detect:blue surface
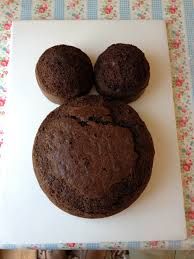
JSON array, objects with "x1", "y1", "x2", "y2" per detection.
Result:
[
  {"x1": 87, "y1": 0, "x2": 98, "y2": 19},
  {"x1": 127, "y1": 241, "x2": 140, "y2": 249},
  {"x1": 168, "y1": 240, "x2": 182, "y2": 249},
  {"x1": 21, "y1": 0, "x2": 32, "y2": 20},
  {"x1": 152, "y1": 0, "x2": 163, "y2": 19},
  {"x1": 120, "y1": 0, "x2": 130, "y2": 20},
  {"x1": 183, "y1": 1, "x2": 194, "y2": 100},
  {"x1": 54, "y1": 0, "x2": 65, "y2": 20},
  {"x1": 86, "y1": 243, "x2": 100, "y2": 249}
]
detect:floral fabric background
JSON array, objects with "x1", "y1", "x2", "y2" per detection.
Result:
[{"x1": 0, "y1": 0, "x2": 194, "y2": 250}]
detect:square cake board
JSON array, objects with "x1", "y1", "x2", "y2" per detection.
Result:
[{"x1": 0, "y1": 20, "x2": 186, "y2": 244}]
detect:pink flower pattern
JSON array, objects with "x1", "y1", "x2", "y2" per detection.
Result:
[
  {"x1": 131, "y1": 0, "x2": 151, "y2": 19},
  {"x1": 0, "y1": 0, "x2": 193, "y2": 250},
  {"x1": 163, "y1": 0, "x2": 194, "y2": 240},
  {"x1": 33, "y1": 0, "x2": 53, "y2": 19},
  {"x1": 100, "y1": 0, "x2": 118, "y2": 19},
  {"x1": 65, "y1": 0, "x2": 86, "y2": 19}
]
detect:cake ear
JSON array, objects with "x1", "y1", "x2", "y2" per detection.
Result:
[
  {"x1": 35, "y1": 45, "x2": 94, "y2": 105},
  {"x1": 94, "y1": 44, "x2": 150, "y2": 103}
]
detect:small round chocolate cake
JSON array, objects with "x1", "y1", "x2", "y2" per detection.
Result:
[
  {"x1": 32, "y1": 96, "x2": 154, "y2": 218},
  {"x1": 35, "y1": 45, "x2": 93, "y2": 104},
  {"x1": 94, "y1": 44, "x2": 150, "y2": 103}
]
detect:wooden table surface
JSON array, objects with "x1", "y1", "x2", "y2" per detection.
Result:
[{"x1": 0, "y1": 250, "x2": 194, "y2": 259}]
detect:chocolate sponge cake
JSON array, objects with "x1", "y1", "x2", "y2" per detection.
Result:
[
  {"x1": 94, "y1": 44, "x2": 150, "y2": 103},
  {"x1": 35, "y1": 45, "x2": 93, "y2": 104},
  {"x1": 32, "y1": 96, "x2": 154, "y2": 218}
]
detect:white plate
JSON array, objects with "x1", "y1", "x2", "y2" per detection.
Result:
[{"x1": 0, "y1": 20, "x2": 186, "y2": 244}]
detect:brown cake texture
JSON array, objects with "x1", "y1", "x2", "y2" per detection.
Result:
[
  {"x1": 35, "y1": 45, "x2": 93, "y2": 104},
  {"x1": 94, "y1": 44, "x2": 150, "y2": 103},
  {"x1": 32, "y1": 96, "x2": 154, "y2": 218}
]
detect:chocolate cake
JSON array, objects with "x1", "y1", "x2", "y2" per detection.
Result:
[
  {"x1": 32, "y1": 96, "x2": 154, "y2": 218},
  {"x1": 94, "y1": 44, "x2": 150, "y2": 103},
  {"x1": 35, "y1": 45, "x2": 93, "y2": 104}
]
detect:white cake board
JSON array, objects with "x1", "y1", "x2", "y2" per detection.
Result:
[{"x1": 0, "y1": 20, "x2": 186, "y2": 244}]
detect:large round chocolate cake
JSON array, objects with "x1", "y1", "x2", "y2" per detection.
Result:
[{"x1": 32, "y1": 96, "x2": 154, "y2": 218}]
